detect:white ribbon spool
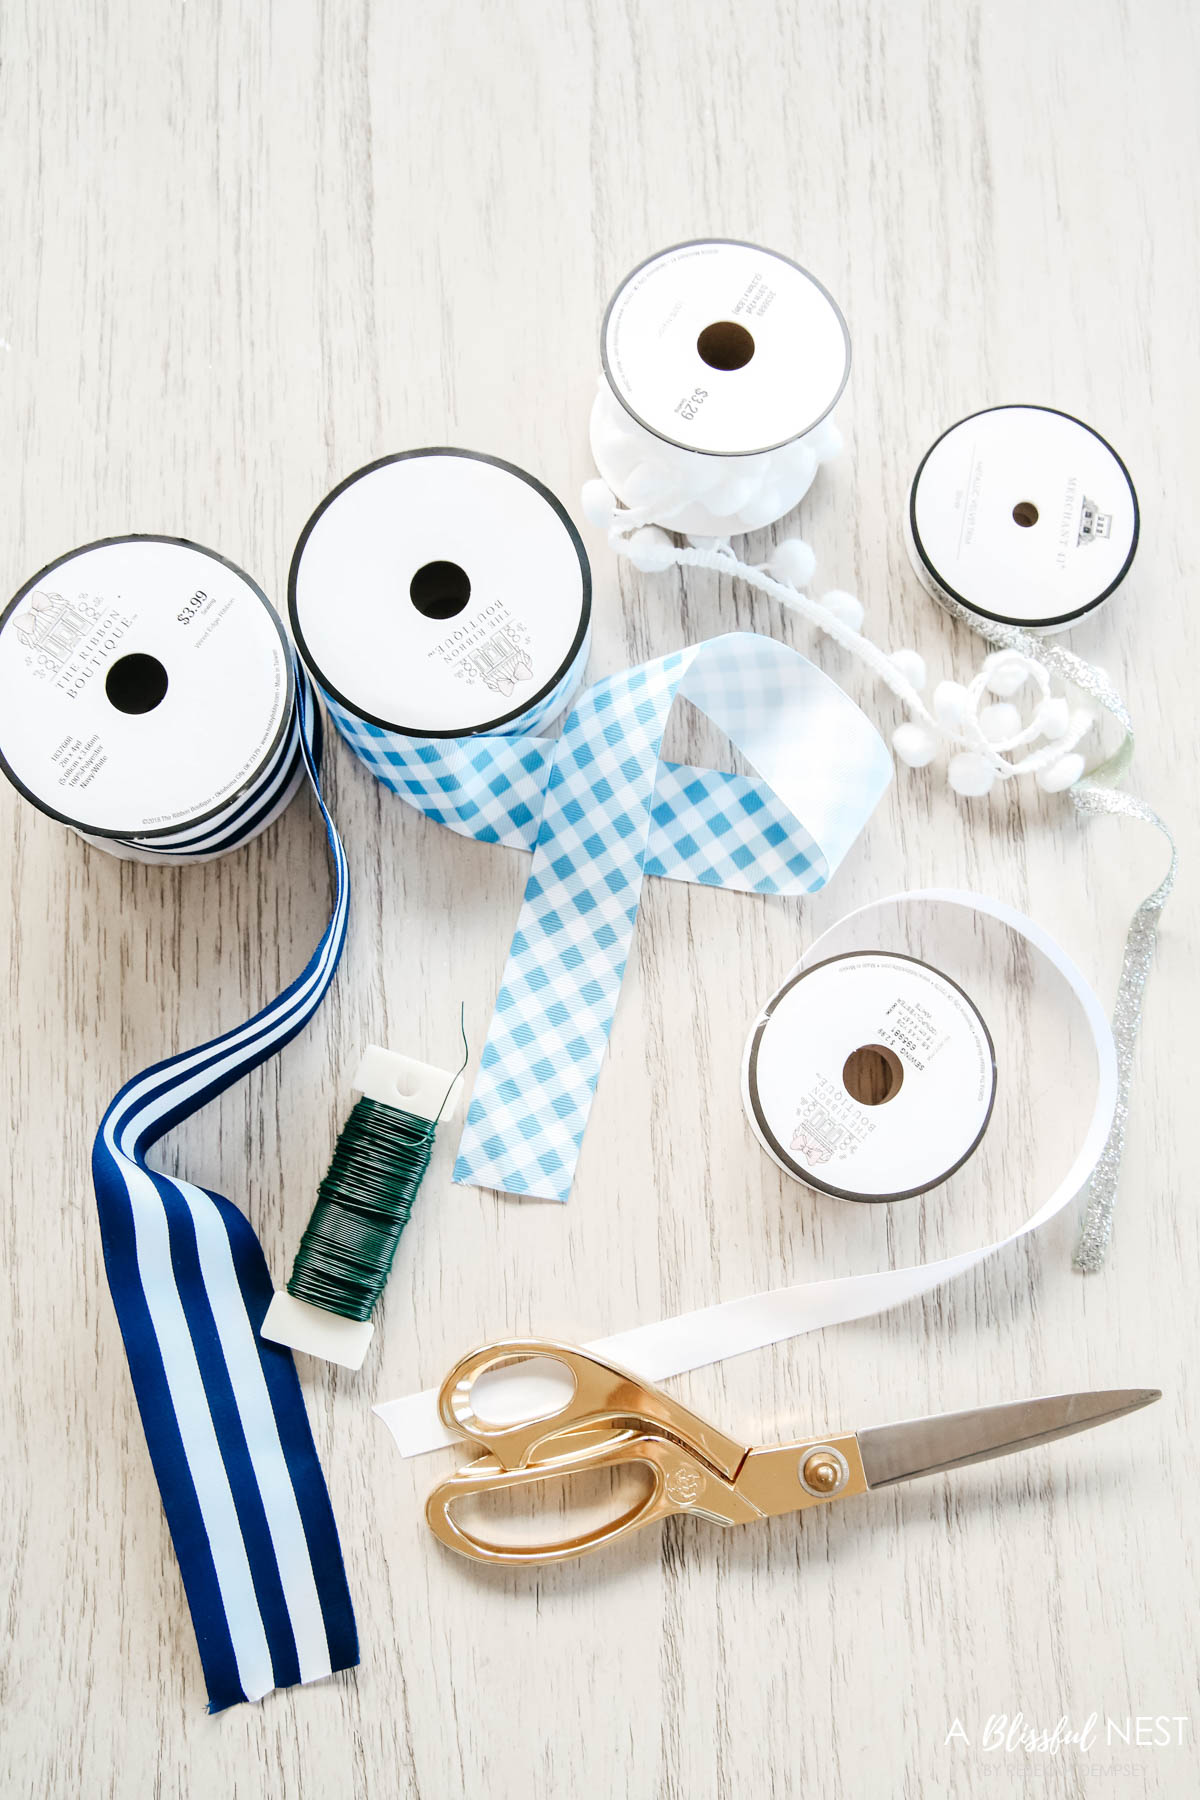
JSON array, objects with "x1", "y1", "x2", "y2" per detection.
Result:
[
  {"x1": 376, "y1": 890, "x2": 1116, "y2": 1456},
  {"x1": 0, "y1": 536, "x2": 304, "y2": 863},
  {"x1": 587, "y1": 238, "x2": 850, "y2": 540},
  {"x1": 743, "y1": 951, "x2": 997, "y2": 1201}
]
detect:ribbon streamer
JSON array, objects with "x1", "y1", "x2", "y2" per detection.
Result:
[
  {"x1": 375, "y1": 889, "x2": 1118, "y2": 1457},
  {"x1": 91, "y1": 662, "x2": 358, "y2": 1710},
  {"x1": 317, "y1": 631, "x2": 892, "y2": 1202}
]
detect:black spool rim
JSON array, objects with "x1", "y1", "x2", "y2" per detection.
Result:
[
  {"x1": 0, "y1": 534, "x2": 295, "y2": 841},
  {"x1": 287, "y1": 448, "x2": 592, "y2": 739},
  {"x1": 907, "y1": 403, "x2": 1140, "y2": 630},
  {"x1": 744, "y1": 950, "x2": 998, "y2": 1204}
]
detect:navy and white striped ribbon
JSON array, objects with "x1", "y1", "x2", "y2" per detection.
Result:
[
  {"x1": 91, "y1": 661, "x2": 358, "y2": 1710},
  {"x1": 80, "y1": 683, "x2": 308, "y2": 863}
]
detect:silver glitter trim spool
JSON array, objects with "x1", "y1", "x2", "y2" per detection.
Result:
[{"x1": 902, "y1": 410, "x2": 1176, "y2": 1270}]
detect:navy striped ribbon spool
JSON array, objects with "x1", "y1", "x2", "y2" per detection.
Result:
[
  {"x1": 0, "y1": 540, "x2": 357, "y2": 1711},
  {"x1": 90, "y1": 662, "x2": 358, "y2": 1708},
  {"x1": 79, "y1": 690, "x2": 307, "y2": 859}
]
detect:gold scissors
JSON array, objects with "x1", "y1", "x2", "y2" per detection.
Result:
[{"x1": 425, "y1": 1338, "x2": 1160, "y2": 1566}]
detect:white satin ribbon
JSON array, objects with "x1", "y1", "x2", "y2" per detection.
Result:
[{"x1": 375, "y1": 889, "x2": 1117, "y2": 1456}]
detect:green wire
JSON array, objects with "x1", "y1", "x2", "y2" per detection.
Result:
[
  {"x1": 285, "y1": 1096, "x2": 439, "y2": 1323},
  {"x1": 286, "y1": 1013, "x2": 469, "y2": 1326}
]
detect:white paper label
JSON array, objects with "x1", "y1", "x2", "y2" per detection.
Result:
[
  {"x1": 910, "y1": 406, "x2": 1137, "y2": 626},
  {"x1": 745, "y1": 953, "x2": 995, "y2": 1199},
  {"x1": 289, "y1": 453, "x2": 589, "y2": 735},
  {"x1": 601, "y1": 240, "x2": 850, "y2": 456},
  {"x1": 0, "y1": 539, "x2": 290, "y2": 834}
]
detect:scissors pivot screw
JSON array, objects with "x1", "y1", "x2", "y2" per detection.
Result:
[{"x1": 799, "y1": 1448, "x2": 850, "y2": 1497}]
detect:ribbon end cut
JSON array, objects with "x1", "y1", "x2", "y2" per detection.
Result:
[
  {"x1": 206, "y1": 1653, "x2": 362, "y2": 1715},
  {"x1": 452, "y1": 1157, "x2": 570, "y2": 1203},
  {"x1": 374, "y1": 1392, "x2": 457, "y2": 1456}
]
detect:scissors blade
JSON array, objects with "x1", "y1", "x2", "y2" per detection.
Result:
[{"x1": 857, "y1": 1389, "x2": 1161, "y2": 1488}]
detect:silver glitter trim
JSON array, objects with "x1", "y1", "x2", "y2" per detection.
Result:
[
  {"x1": 1068, "y1": 784, "x2": 1176, "y2": 1271},
  {"x1": 610, "y1": 521, "x2": 1177, "y2": 1272},
  {"x1": 916, "y1": 580, "x2": 1178, "y2": 1271}
]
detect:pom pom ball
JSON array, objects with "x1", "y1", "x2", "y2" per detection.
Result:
[
  {"x1": 892, "y1": 722, "x2": 939, "y2": 768},
  {"x1": 947, "y1": 752, "x2": 997, "y2": 797},
  {"x1": 580, "y1": 480, "x2": 617, "y2": 530},
  {"x1": 1036, "y1": 696, "x2": 1071, "y2": 741},
  {"x1": 821, "y1": 589, "x2": 865, "y2": 631},
  {"x1": 1036, "y1": 752, "x2": 1086, "y2": 793},
  {"x1": 979, "y1": 702, "x2": 1022, "y2": 744},
  {"x1": 804, "y1": 418, "x2": 843, "y2": 462},
  {"x1": 889, "y1": 648, "x2": 927, "y2": 692},
  {"x1": 933, "y1": 679, "x2": 970, "y2": 730},
  {"x1": 771, "y1": 538, "x2": 817, "y2": 590},
  {"x1": 625, "y1": 526, "x2": 677, "y2": 574},
  {"x1": 984, "y1": 656, "x2": 1029, "y2": 699}
]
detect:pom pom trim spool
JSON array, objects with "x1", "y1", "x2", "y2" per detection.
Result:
[
  {"x1": 743, "y1": 951, "x2": 996, "y2": 1202},
  {"x1": 591, "y1": 237, "x2": 850, "y2": 539},
  {"x1": 288, "y1": 448, "x2": 591, "y2": 739},
  {"x1": 599, "y1": 238, "x2": 851, "y2": 456},
  {"x1": 0, "y1": 535, "x2": 302, "y2": 858},
  {"x1": 263, "y1": 1046, "x2": 465, "y2": 1372}
]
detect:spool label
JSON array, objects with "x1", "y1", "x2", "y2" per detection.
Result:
[
  {"x1": 0, "y1": 538, "x2": 290, "y2": 835},
  {"x1": 601, "y1": 240, "x2": 850, "y2": 457},
  {"x1": 744, "y1": 952, "x2": 996, "y2": 1201},
  {"x1": 289, "y1": 451, "x2": 590, "y2": 737},
  {"x1": 909, "y1": 406, "x2": 1138, "y2": 628},
  {"x1": 425, "y1": 608, "x2": 535, "y2": 700}
]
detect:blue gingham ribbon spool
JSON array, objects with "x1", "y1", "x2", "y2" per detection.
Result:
[
  {"x1": 289, "y1": 452, "x2": 894, "y2": 1203},
  {"x1": 0, "y1": 537, "x2": 358, "y2": 1711}
]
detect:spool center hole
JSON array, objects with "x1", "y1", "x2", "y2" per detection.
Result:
[
  {"x1": 842, "y1": 1043, "x2": 904, "y2": 1106},
  {"x1": 1012, "y1": 501, "x2": 1039, "y2": 528},
  {"x1": 410, "y1": 560, "x2": 471, "y2": 621},
  {"x1": 696, "y1": 320, "x2": 755, "y2": 372},
  {"x1": 105, "y1": 652, "x2": 169, "y2": 715}
]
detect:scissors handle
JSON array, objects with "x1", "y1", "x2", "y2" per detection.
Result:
[
  {"x1": 435, "y1": 1337, "x2": 747, "y2": 1476},
  {"x1": 425, "y1": 1423, "x2": 764, "y2": 1566}
]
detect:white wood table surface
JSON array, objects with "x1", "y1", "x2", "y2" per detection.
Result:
[{"x1": 2, "y1": 2, "x2": 1197, "y2": 1795}]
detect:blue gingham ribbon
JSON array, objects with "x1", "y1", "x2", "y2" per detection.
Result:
[
  {"x1": 91, "y1": 661, "x2": 359, "y2": 1711},
  {"x1": 321, "y1": 630, "x2": 892, "y2": 1202}
]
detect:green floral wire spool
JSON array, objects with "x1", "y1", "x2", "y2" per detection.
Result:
[
  {"x1": 287, "y1": 1097, "x2": 439, "y2": 1321},
  {"x1": 261, "y1": 1030, "x2": 467, "y2": 1371}
]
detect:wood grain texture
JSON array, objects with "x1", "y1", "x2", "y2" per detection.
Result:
[{"x1": 2, "y1": 0, "x2": 1197, "y2": 1794}]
